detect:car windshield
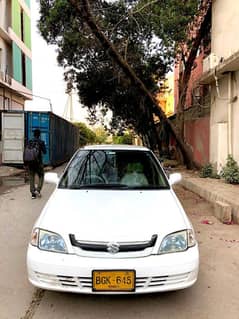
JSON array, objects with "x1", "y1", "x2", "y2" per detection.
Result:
[{"x1": 59, "y1": 149, "x2": 169, "y2": 190}]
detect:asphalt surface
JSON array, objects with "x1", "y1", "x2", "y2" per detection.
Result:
[{"x1": 0, "y1": 168, "x2": 239, "y2": 319}]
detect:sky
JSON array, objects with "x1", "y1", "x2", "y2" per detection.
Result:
[{"x1": 25, "y1": 1, "x2": 88, "y2": 123}]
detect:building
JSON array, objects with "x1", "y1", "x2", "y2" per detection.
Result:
[
  {"x1": 0, "y1": 0, "x2": 32, "y2": 111},
  {"x1": 156, "y1": 75, "x2": 175, "y2": 118},
  {"x1": 173, "y1": 6, "x2": 211, "y2": 167},
  {"x1": 200, "y1": 0, "x2": 239, "y2": 170}
]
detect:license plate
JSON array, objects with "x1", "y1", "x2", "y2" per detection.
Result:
[{"x1": 92, "y1": 270, "x2": 135, "y2": 292}]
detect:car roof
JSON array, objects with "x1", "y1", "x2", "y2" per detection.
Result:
[{"x1": 80, "y1": 144, "x2": 150, "y2": 151}]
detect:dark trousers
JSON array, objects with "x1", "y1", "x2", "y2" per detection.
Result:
[{"x1": 28, "y1": 164, "x2": 44, "y2": 194}]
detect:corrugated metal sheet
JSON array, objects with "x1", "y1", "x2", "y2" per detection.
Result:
[
  {"x1": 1, "y1": 112, "x2": 25, "y2": 164},
  {"x1": 26, "y1": 112, "x2": 79, "y2": 166},
  {"x1": 49, "y1": 113, "x2": 79, "y2": 166},
  {"x1": 1, "y1": 111, "x2": 79, "y2": 166},
  {"x1": 26, "y1": 112, "x2": 50, "y2": 165}
]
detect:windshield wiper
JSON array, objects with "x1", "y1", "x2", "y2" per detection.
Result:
[
  {"x1": 125, "y1": 185, "x2": 170, "y2": 190},
  {"x1": 66, "y1": 183, "x2": 130, "y2": 189}
]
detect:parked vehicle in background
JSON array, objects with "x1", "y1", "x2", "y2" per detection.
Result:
[
  {"x1": 27, "y1": 144, "x2": 199, "y2": 294},
  {"x1": 25, "y1": 111, "x2": 79, "y2": 166},
  {"x1": 0, "y1": 111, "x2": 79, "y2": 166}
]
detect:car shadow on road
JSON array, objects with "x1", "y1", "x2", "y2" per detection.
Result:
[{"x1": 35, "y1": 287, "x2": 197, "y2": 318}]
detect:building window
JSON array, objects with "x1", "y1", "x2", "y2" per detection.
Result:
[
  {"x1": 20, "y1": 9, "x2": 24, "y2": 42},
  {"x1": 22, "y1": 53, "x2": 26, "y2": 86},
  {"x1": 2, "y1": 96, "x2": 10, "y2": 110},
  {"x1": 0, "y1": 48, "x2": 2, "y2": 71},
  {"x1": 0, "y1": 95, "x2": 3, "y2": 110}
]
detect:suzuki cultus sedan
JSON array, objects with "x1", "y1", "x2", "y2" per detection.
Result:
[{"x1": 27, "y1": 145, "x2": 199, "y2": 294}]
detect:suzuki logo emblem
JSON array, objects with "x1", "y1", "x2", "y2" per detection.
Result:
[{"x1": 107, "y1": 242, "x2": 120, "y2": 254}]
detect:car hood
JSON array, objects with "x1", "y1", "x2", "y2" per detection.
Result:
[{"x1": 37, "y1": 189, "x2": 188, "y2": 241}]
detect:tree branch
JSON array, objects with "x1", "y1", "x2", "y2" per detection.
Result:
[
  {"x1": 132, "y1": 0, "x2": 160, "y2": 15},
  {"x1": 67, "y1": 0, "x2": 199, "y2": 168}
]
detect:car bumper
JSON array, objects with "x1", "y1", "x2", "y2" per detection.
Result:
[{"x1": 27, "y1": 244, "x2": 199, "y2": 294}]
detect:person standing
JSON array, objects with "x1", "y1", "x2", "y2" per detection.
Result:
[{"x1": 25, "y1": 129, "x2": 46, "y2": 199}]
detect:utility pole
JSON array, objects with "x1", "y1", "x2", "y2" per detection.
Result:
[{"x1": 63, "y1": 80, "x2": 74, "y2": 122}]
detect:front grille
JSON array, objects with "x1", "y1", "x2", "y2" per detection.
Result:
[
  {"x1": 35, "y1": 271, "x2": 190, "y2": 290},
  {"x1": 69, "y1": 234, "x2": 157, "y2": 252}
]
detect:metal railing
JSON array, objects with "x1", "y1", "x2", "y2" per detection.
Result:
[{"x1": 0, "y1": 71, "x2": 12, "y2": 85}]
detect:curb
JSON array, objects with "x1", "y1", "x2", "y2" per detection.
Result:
[
  {"x1": 0, "y1": 167, "x2": 25, "y2": 186},
  {"x1": 0, "y1": 165, "x2": 53, "y2": 187},
  {"x1": 181, "y1": 177, "x2": 239, "y2": 225}
]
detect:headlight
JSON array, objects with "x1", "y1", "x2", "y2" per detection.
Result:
[
  {"x1": 159, "y1": 230, "x2": 196, "y2": 254},
  {"x1": 30, "y1": 228, "x2": 68, "y2": 253}
]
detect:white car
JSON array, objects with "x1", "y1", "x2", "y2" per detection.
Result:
[{"x1": 27, "y1": 144, "x2": 199, "y2": 294}]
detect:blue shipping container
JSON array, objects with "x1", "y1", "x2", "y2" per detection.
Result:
[{"x1": 26, "y1": 111, "x2": 79, "y2": 166}]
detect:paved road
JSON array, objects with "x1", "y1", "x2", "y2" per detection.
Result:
[{"x1": 1, "y1": 177, "x2": 239, "y2": 319}]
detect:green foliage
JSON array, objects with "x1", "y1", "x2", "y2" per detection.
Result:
[
  {"x1": 199, "y1": 163, "x2": 220, "y2": 179},
  {"x1": 221, "y1": 155, "x2": 239, "y2": 184},
  {"x1": 38, "y1": 0, "x2": 198, "y2": 126},
  {"x1": 38, "y1": 0, "x2": 201, "y2": 147},
  {"x1": 139, "y1": 0, "x2": 198, "y2": 49},
  {"x1": 94, "y1": 127, "x2": 109, "y2": 144},
  {"x1": 73, "y1": 122, "x2": 97, "y2": 146},
  {"x1": 199, "y1": 163, "x2": 213, "y2": 178},
  {"x1": 112, "y1": 133, "x2": 134, "y2": 145}
]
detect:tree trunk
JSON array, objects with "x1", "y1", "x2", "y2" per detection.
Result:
[
  {"x1": 176, "y1": 1, "x2": 212, "y2": 139},
  {"x1": 68, "y1": 0, "x2": 209, "y2": 169}
]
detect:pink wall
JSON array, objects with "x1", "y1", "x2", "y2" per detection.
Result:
[
  {"x1": 173, "y1": 50, "x2": 210, "y2": 166},
  {"x1": 184, "y1": 116, "x2": 210, "y2": 165}
]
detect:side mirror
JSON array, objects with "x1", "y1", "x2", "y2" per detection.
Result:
[
  {"x1": 45, "y1": 172, "x2": 59, "y2": 185},
  {"x1": 169, "y1": 173, "x2": 182, "y2": 186}
]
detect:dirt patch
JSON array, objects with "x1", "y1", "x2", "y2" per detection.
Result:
[{"x1": 20, "y1": 289, "x2": 45, "y2": 319}]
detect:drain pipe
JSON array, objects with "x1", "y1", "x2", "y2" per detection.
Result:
[
  {"x1": 214, "y1": 70, "x2": 233, "y2": 156},
  {"x1": 228, "y1": 72, "x2": 233, "y2": 156}
]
